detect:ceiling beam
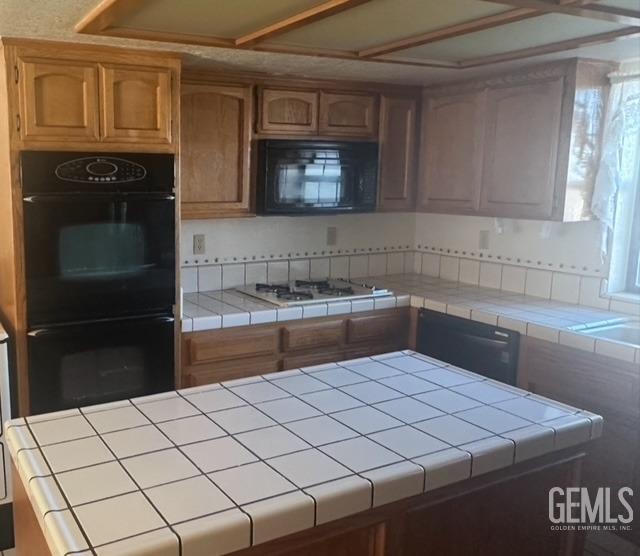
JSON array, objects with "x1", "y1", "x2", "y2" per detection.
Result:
[
  {"x1": 252, "y1": 43, "x2": 460, "y2": 68},
  {"x1": 358, "y1": 8, "x2": 540, "y2": 58},
  {"x1": 460, "y1": 26, "x2": 640, "y2": 67},
  {"x1": 234, "y1": 0, "x2": 371, "y2": 47},
  {"x1": 487, "y1": 0, "x2": 640, "y2": 26},
  {"x1": 75, "y1": 0, "x2": 151, "y2": 34}
]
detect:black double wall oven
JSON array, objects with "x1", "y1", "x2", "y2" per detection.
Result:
[{"x1": 21, "y1": 152, "x2": 176, "y2": 414}]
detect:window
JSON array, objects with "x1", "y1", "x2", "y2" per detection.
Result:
[
  {"x1": 624, "y1": 172, "x2": 640, "y2": 293},
  {"x1": 594, "y1": 62, "x2": 640, "y2": 297}
]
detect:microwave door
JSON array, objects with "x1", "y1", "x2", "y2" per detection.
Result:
[{"x1": 269, "y1": 159, "x2": 356, "y2": 213}]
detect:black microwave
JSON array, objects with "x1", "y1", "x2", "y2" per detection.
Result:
[{"x1": 257, "y1": 140, "x2": 378, "y2": 215}]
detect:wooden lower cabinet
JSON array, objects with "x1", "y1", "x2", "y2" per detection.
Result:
[
  {"x1": 517, "y1": 336, "x2": 640, "y2": 545},
  {"x1": 181, "y1": 308, "x2": 409, "y2": 386},
  {"x1": 225, "y1": 449, "x2": 585, "y2": 556}
]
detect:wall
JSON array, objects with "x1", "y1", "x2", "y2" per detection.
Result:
[
  {"x1": 413, "y1": 213, "x2": 607, "y2": 276},
  {"x1": 180, "y1": 213, "x2": 416, "y2": 292},
  {"x1": 181, "y1": 213, "x2": 414, "y2": 265},
  {"x1": 180, "y1": 211, "x2": 612, "y2": 302}
]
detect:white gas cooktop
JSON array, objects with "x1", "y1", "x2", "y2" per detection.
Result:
[{"x1": 236, "y1": 279, "x2": 391, "y2": 307}]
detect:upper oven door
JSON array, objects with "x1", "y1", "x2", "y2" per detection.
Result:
[
  {"x1": 258, "y1": 140, "x2": 378, "y2": 214},
  {"x1": 24, "y1": 193, "x2": 175, "y2": 326}
]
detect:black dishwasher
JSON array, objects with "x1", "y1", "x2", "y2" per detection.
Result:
[{"x1": 416, "y1": 309, "x2": 520, "y2": 385}]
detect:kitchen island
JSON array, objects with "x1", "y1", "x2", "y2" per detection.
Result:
[{"x1": 6, "y1": 351, "x2": 602, "y2": 556}]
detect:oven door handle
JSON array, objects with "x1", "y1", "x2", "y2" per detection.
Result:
[
  {"x1": 24, "y1": 194, "x2": 175, "y2": 203},
  {"x1": 28, "y1": 316, "x2": 175, "y2": 337}
]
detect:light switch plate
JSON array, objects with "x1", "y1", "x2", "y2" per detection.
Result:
[{"x1": 193, "y1": 234, "x2": 205, "y2": 255}]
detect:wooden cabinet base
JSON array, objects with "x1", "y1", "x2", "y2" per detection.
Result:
[
  {"x1": 13, "y1": 449, "x2": 588, "y2": 555},
  {"x1": 182, "y1": 308, "x2": 410, "y2": 387}
]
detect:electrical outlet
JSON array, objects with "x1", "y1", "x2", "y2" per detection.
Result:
[
  {"x1": 193, "y1": 234, "x2": 205, "y2": 255},
  {"x1": 326, "y1": 226, "x2": 337, "y2": 246},
  {"x1": 479, "y1": 230, "x2": 490, "y2": 250}
]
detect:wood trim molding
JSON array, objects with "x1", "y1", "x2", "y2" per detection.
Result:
[
  {"x1": 358, "y1": 8, "x2": 540, "y2": 58},
  {"x1": 75, "y1": 0, "x2": 152, "y2": 33},
  {"x1": 235, "y1": 0, "x2": 371, "y2": 47},
  {"x1": 488, "y1": 0, "x2": 640, "y2": 26},
  {"x1": 73, "y1": 0, "x2": 640, "y2": 73},
  {"x1": 460, "y1": 27, "x2": 640, "y2": 68}
]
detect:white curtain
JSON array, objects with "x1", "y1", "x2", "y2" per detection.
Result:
[{"x1": 592, "y1": 63, "x2": 640, "y2": 262}]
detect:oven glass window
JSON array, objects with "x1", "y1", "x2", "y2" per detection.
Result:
[
  {"x1": 24, "y1": 197, "x2": 174, "y2": 325},
  {"x1": 59, "y1": 222, "x2": 147, "y2": 280}
]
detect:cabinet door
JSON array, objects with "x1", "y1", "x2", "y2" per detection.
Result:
[
  {"x1": 100, "y1": 64, "x2": 172, "y2": 143},
  {"x1": 319, "y1": 92, "x2": 377, "y2": 137},
  {"x1": 418, "y1": 91, "x2": 484, "y2": 213},
  {"x1": 18, "y1": 58, "x2": 99, "y2": 141},
  {"x1": 479, "y1": 78, "x2": 563, "y2": 219},
  {"x1": 378, "y1": 95, "x2": 417, "y2": 211},
  {"x1": 181, "y1": 83, "x2": 252, "y2": 218},
  {"x1": 259, "y1": 88, "x2": 318, "y2": 134}
]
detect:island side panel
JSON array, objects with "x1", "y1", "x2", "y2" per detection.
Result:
[
  {"x1": 12, "y1": 463, "x2": 51, "y2": 555},
  {"x1": 229, "y1": 450, "x2": 586, "y2": 556}
]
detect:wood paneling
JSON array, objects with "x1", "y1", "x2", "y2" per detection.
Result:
[
  {"x1": 186, "y1": 356, "x2": 280, "y2": 386},
  {"x1": 259, "y1": 88, "x2": 318, "y2": 134},
  {"x1": 181, "y1": 82, "x2": 252, "y2": 218},
  {"x1": 283, "y1": 320, "x2": 344, "y2": 351},
  {"x1": 319, "y1": 92, "x2": 377, "y2": 137},
  {"x1": 100, "y1": 64, "x2": 172, "y2": 143},
  {"x1": 182, "y1": 308, "x2": 410, "y2": 387},
  {"x1": 377, "y1": 95, "x2": 417, "y2": 211},
  {"x1": 346, "y1": 311, "x2": 409, "y2": 344},
  {"x1": 418, "y1": 91, "x2": 484, "y2": 213},
  {"x1": 479, "y1": 78, "x2": 563, "y2": 219},
  {"x1": 517, "y1": 336, "x2": 640, "y2": 545},
  {"x1": 187, "y1": 327, "x2": 280, "y2": 365},
  {"x1": 18, "y1": 58, "x2": 99, "y2": 141}
]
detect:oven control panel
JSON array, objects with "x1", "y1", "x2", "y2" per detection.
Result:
[{"x1": 55, "y1": 156, "x2": 147, "y2": 183}]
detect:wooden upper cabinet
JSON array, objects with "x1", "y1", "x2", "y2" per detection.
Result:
[
  {"x1": 181, "y1": 83, "x2": 252, "y2": 218},
  {"x1": 418, "y1": 91, "x2": 485, "y2": 213},
  {"x1": 17, "y1": 58, "x2": 100, "y2": 141},
  {"x1": 479, "y1": 78, "x2": 563, "y2": 219},
  {"x1": 100, "y1": 64, "x2": 172, "y2": 143},
  {"x1": 378, "y1": 95, "x2": 417, "y2": 211},
  {"x1": 259, "y1": 88, "x2": 318, "y2": 134},
  {"x1": 319, "y1": 92, "x2": 377, "y2": 137}
]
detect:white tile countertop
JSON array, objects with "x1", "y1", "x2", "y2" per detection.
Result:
[
  {"x1": 6, "y1": 351, "x2": 602, "y2": 556},
  {"x1": 181, "y1": 290, "x2": 410, "y2": 332},
  {"x1": 369, "y1": 274, "x2": 640, "y2": 364},
  {"x1": 181, "y1": 274, "x2": 639, "y2": 364}
]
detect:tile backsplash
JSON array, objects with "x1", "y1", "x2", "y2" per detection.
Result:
[{"x1": 180, "y1": 209, "x2": 636, "y2": 314}]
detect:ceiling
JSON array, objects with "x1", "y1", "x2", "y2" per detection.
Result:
[{"x1": 0, "y1": 0, "x2": 638, "y2": 85}]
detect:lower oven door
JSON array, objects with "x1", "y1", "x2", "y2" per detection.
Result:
[{"x1": 27, "y1": 315, "x2": 175, "y2": 415}]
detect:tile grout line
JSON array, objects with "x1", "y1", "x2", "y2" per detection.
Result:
[
  {"x1": 77, "y1": 406, "x2": 184, "y2": 556},
  {"x1": 22, "y1": 418, "x2": 98, "y2": 556}
]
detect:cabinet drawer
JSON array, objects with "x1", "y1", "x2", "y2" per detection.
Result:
[
  {"x1": 282, "y1": 349, "x2": 346, "y2": 371},
  {"x1": 347, "y1": 312, "x2": 408, "y2": 344},
  {"x1": 186, "y1": 328, "x2": 280, "y2": 365},
  {"x1": 283, "y1": 320, "x2": 344, "y2": 352},
  {"x1": 187, "y1": 357, "x2": 280, "y2": 387}
]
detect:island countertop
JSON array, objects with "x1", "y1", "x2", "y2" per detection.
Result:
[{"x1": 6, "y1": 350, "x2": 602, "y2": 556}]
